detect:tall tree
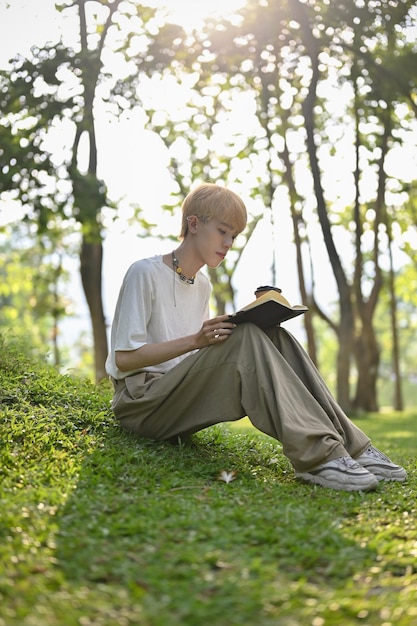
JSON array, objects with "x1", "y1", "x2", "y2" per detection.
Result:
[
  {"x1": 0, "y1": 1, "x2": 121, "y2": 380},
  {"x1": 138, "y1": 0, "x2": 417, "y2": 409},
  {"x1": 0, "y1": 0, "x2": 174, "y2": 381},
  {"x1": 188, "y1": 0, "x2": 417, "y2": 410},
  {"x1": 317, "y1": 0, "x2": 417, "y2": 409}
]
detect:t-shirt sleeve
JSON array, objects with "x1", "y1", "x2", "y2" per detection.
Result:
[{"x1": 111, "y1": 260, "x2": 152, "y2": 352}]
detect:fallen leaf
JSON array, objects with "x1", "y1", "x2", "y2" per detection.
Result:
[{"x1": 217, "y1": 470, "x2": 237, "y2": 484}]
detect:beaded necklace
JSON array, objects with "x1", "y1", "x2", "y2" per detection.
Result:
[{"x1": 172, "y1": 251, "x2": 195, "y2": 285}]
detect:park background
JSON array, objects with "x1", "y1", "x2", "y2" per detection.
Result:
[{"x1": 1, "y1": 4, "x2": 417, "y2": 625}]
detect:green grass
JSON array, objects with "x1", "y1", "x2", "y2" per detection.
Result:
[{"x1": 1, "y1": 336, "x2": 416, "y2": 626}]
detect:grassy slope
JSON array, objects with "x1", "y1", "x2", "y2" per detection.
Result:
[{"x1": 1, "y1": 340, "x2": 416, "y2": 626}]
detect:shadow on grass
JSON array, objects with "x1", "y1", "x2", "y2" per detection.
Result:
[{"x1": 53, "y1": 422, "x2": 383, "y2": 624}]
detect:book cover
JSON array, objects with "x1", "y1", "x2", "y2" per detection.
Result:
[{"x1": 229, "y1": 289, "x2": 308, "y2": 329}]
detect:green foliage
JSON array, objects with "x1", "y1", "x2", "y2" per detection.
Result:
[
  {"x1": 0, "y1": 221, "x2": 76, "y2": 366},
  {"x1": 1, "y1": 337, "x2": 417, "y2": 625}
]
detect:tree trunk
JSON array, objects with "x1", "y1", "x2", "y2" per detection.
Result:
[
  {"x1": 80, "y1": 238, "x2": 108, "y2": 382},
  {"x1": 72, "y1": 0, "x2": 119, "y2": 381},
  {"x1": 352, "y1": 108, "x2": 390, "y2": 410},
  {"x1": 387, "y1": 211, "x2": 403, "y2": 410},
  {"x1": 295, "y1": 0, "x2": 353, "y2": 410},
  {"x1": 280, "y1": 133, "x2": 318, "y2": 365},
  {"x1": 353, "y1": 322, "x2": 380, "y2": 412}
]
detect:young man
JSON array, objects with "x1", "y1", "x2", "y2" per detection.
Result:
[{"x1": 105, "y1": 183, "x2": 406, "y2": 492}]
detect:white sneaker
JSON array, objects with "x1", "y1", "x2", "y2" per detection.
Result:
[
  {"x1": 295, "y1": 456, "x2": 379, "y2": 492},
  {"x1": 355, "y1": 446, "x2": 407, "y2": 482}
]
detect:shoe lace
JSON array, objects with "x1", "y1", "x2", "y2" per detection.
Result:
[
  {"x1": 366, "y1": 446, "x2": 390, "y2": 462},
  {"x1": 340, "y1": 456, "x2": 362, "y2": 469}
]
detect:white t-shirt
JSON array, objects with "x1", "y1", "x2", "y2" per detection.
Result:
[{"x1": 105, "y1": 255, "x2": 211, "y2": 379}]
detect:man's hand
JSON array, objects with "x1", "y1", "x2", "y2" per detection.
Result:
[{"x1": 194, "y1": 314, "x2": 236, "y2": 348}]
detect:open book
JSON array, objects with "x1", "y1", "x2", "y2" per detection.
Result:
[{"x1": 229, "y1": 289, "x2": 308, "y2": 329}]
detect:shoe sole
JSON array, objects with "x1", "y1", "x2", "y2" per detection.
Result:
[
  {"x1": 295, "y1": 472, "x2": 379, "y2": 492},
  {"x1": 359, "y1": 465, "x2": 407, "y2": 482}
]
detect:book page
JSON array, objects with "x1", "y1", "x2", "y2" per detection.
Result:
[{"x1": 240, "y1": 290, "x2": 295, "y2": 312}]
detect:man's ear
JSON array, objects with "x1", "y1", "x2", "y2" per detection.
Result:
[{"x1": 186, "y1": 215, "x2": 199, "y2": 234}]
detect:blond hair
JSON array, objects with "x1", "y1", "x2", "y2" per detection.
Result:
[{"x1": 180, "y1": 183, "x2": 247, "y2": 238}]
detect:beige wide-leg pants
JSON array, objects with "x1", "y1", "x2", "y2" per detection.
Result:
[{"x1": 111, "y1": 323, "x2": 370, "y2": 472}]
